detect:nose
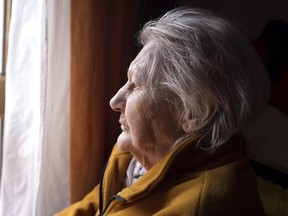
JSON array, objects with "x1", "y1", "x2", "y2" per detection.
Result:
[{"x1": 109, "y1": 86, "x2": 126, "y2": 112}]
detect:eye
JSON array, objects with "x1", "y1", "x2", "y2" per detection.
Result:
[
  {"x1": 129, "y1": 81, "x2": 139, "y2": 90},
  {"x1": 130, "y1": 82, "x2": 138, "y2": 89}
]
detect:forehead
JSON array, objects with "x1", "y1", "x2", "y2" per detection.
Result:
[
  {"x1": 128, "y1": 45, "x2": 150, "y2": 78},
  {"x1": 132, "y1": 45, "x2": 151, "y2": 67}
]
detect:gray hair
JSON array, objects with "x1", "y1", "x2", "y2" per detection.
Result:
[{"x1": 138, "y1": 8, "x2": 270, "y2": 151}]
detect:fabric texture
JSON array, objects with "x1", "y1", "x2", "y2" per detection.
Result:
[
  {"x1": 124, "y1": 157, "x2": 147, "y2": 187},
  {"x1": 56, "y1": 135, "x2": 265, "y2": 216},
  {"x1": 0, "y1": 0, "x2": 71, "y2": 215},
  {"x1": 70, "y1": 0, "x2": 137, "y2": 202}
]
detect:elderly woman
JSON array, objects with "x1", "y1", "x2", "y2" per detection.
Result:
[{"x1": 57, "y1": 7, "x2": 269, "y2": 216}]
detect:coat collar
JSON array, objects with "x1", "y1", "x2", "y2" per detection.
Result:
[{"x1": 102, "y1": 134, "x2": 244, "y2": 204}]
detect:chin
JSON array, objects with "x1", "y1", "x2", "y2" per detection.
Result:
[{"x1": 116, "y1": 132, "x2": 132, "y2": 152}]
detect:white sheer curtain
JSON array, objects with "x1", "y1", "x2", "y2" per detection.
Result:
[{"x1": 0, "y1": 0, "x2": 71, "y2": 215}]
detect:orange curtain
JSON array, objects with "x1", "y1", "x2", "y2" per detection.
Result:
[{"x1": 70, "y1": 0, "x2": 137, "y2": 203}]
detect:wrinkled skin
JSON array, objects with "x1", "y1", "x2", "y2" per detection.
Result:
[{"x1": 110, "y1": 45, "x2": 183, "y2": 170}]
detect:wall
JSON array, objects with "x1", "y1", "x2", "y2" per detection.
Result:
[{"x1": 181, "y1": 0, "x2": 288, "y2": 39}]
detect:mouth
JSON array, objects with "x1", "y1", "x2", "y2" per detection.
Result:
[
  {"x1": 119, "y1": 117, "x2": 129, "y2": 132},
  {"x1": 121, "y1": 124, "x2": 129, "y2": 132}
]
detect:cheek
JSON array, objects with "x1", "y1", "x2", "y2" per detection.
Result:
[
  {"x1": 125, "y1": 92, "x2": 182, "y2": 149},
  {"x1": 125, "y1": 95, "x2": 156, "y2": 142},
  {"x1": 142, "y1": 98, "x2": 182, "y2": 141},
  {"x1": 126, "y1": 101, "x2": 154, "y2": 137}
]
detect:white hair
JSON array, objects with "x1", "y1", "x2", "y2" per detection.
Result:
[{"x1": 138, "y1": 8, "x2": 270, "y2": 151}]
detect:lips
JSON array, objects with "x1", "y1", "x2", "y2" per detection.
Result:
[
  {"x1": 121, "y1": 125, "x2": 129, "y2": 131},
  {"x1": 119, "y1": 117, "x2": 129, "y2": 131},
  {"x1": 119, "y1": 120, "x2": 127, "y2": 126}
]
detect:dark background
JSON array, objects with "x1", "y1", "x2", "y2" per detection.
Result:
[{"x1": 137, "y1": 0, "x2": 288, "y2": 40}]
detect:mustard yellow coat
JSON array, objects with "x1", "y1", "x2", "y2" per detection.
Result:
[{"x1": 56, "y1": 135, "x2": 265, "y2": 216}]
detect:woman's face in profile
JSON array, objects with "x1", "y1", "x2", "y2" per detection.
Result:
[{"x1": 110, "y1": 46, "x2": 182, "y2": 168}]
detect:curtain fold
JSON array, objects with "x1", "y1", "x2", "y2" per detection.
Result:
[
  {"x1": 0, "y1": 0, "x2": 71, "y2": 215},
  {"x1": 36, "y1": 0, "x2": 71, "y2": 214},
  {"x1": 70, "y1": 0, "x2": 137, "y2": 202}
]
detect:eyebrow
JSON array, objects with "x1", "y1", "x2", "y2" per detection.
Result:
[
  {"x1": 127, "y1": 62, "x2": 144, "y2": 84},
  {"x1": 127, "y1": 62, "x2": 140, "y2": 80}
]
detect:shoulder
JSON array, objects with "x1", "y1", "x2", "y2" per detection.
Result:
[
  {"x1": 195, "y1": 158, "x2": 265, "y2": 215},
  {"x1": 153, "y1": 158, "x2": 265, "y2": 216}
]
